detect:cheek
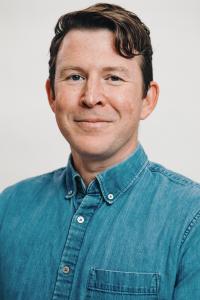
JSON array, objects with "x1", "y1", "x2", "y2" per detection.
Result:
[
  {"x1": 54, "y1": 87, "x2": 79, "y2": 113},
  {"x1": 111, "y1": 90, "x2": 142, "y2": 117},
  {"x1": 54, "y1": 96, "x2": 67, "y2": 114}
]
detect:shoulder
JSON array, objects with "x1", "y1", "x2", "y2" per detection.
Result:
[
  {"x1": 0, "y1": 167, "x2": 66, "y2": 204},
  {"x1": 146, "y1": 161, "x2": 200, "y2": 224},
  {"x1": 146, "y1": 160, "x2": 200, "y2": 201},
  {"x1": 145, "y1": 161, "x2": 200, "y2": 246},
  {"x1": 147, "y1": 161, "x2": 200, "y2": 193}
]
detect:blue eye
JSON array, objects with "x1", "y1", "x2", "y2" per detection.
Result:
[
  {"x1": 106, "y1": 75, "x2": 124, "y2": 82},
  {"x1": 110, "y1": 76, "x2": 122, "y2": 81},
  {"x1": 105, "y1": 75, "x2": 124, "y2": 84},
  {"x1": 67, "y1": 75, "x2": 85, "y2": 81}
]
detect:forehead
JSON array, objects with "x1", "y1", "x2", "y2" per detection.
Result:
[
  {"x1": 57, "y1": 29, "x2": 115, "y2": 58},
  {"x1": 56, "y1": 29, "x2": 142, "y2": 72}
]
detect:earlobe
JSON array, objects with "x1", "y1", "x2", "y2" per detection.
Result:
[
  {"x1": 45, "y1": 79, "x2": 56, "y2": 113},
  {"x1": 140, "y1": 81, "x2": 159, "y2": 120}
]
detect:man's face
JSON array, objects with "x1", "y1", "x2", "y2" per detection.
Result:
[{"x1": 47, "y1": 29, "x2": 157, "y2": 162}]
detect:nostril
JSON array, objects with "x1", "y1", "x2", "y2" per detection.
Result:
[
  {"x1": 81, "y1": 102, "x2": 94, "y2": 108},
  {"x1": 80, "y1": 97, "x2": 104, "y2": 108}
]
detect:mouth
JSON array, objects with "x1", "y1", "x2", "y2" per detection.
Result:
[
  {"x1": 75, "y1": 119, "x2": 112, "y2": 130},
  {"x1": 75, "y1": 118, "x2": 111, "y2": 123}
]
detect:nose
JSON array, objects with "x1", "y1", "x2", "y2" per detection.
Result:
[{"x1": 80, "y1": 76, "x2": 105, "y2": 108}]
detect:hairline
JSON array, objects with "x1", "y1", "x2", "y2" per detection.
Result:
[{"x1": 54, "y1": 28, "x2": 144, "y2": 84}]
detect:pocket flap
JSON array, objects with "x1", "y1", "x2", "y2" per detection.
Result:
[{"x1": 87, "y1": 268, "x2": 160, "y2": 295}]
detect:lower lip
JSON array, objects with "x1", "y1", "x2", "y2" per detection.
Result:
[{"x1": 76, "y1": 121, "x2": 111, "y2": 130}]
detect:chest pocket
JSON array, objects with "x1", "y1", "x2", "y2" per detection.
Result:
[{"x1": 87, "y1": 268, "x2": 160, "y2": 300}]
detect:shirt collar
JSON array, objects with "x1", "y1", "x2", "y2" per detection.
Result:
[
  {"x1": 65, "y1": 157, "x2": 84, "y2": 199},
  {"x1": 65, "y1": 143, "x2": 148, "y2": 204}
]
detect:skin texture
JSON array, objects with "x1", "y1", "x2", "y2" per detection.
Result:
[{"x1": 46, "y1": 29, "x2": 159, "y2": 184}]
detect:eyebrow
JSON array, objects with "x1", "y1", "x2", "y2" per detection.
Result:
[
  {"x1": 58, "y1": 66, "x2": 130, "y2": 78},
  {"x1": 101, "y1": 66, "x2": 130, "y2": 76},
  {"x1": 58, "y1": 66, "x2": 84, "y2": 78}
]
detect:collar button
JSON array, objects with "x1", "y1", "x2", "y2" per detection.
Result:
[{"x1": 107, "y1": 193, "x2": 114, "y2": 200}]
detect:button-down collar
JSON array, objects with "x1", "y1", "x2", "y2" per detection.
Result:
[{"x1": 65, "y1": 143, "x2": 148, "y2": 204}]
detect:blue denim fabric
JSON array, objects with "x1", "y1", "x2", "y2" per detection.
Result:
[{"x1": 1, "y1": 143, "x2": 200, "y2": 300}]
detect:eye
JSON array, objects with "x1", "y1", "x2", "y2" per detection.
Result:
[
  {"x1": 66, "y1": 74, "x2": 85, "y2": 81},
  {"x1": 106, "y1": 75, "x2": 124, "y2": 82},
  {"x1": 111, "y1": 75, "x2": 122, "y2": 81}
]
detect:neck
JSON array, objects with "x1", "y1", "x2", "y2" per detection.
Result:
[{"x1": 71, "y1": 143, "x2": 138, "y2": 186}]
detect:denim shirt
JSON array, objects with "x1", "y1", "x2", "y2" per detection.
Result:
[{"x1": 0, "y1": 144, "x2": 200, "y2": 300}]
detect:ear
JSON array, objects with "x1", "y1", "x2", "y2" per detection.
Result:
[
  {"x1": 46, "y1": 79, "x2": 56, "y2": 113},
  {"x1": 140, "y1": 81, "x2": 159, "y2": 120}
]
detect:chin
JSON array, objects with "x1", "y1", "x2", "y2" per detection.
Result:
[
  {"x1": 69, "y1": 134, "x2": 110, "y2": 150},
  {"x1": 71, "y1": 141, "x2": 115, "y2": 161},
  {"x1": 77, "y1": 147, "x2": 110, "y2": 159}
]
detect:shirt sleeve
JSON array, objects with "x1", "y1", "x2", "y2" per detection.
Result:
[{"x1": 173, "y1": 210, "x2": 200, "y2": 299}]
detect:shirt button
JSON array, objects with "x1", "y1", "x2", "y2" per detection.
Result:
[
  {"x1": 77, "y1": 215, "x2": 85, "y2": 223},
  {"x1": 107, "y1": 193, "x2": 114, "y2": 200},
  {"x1": 63, "y1": 266, "x2": 70, "y2": 274}
]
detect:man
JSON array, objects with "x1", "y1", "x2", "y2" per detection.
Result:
[{"x1": 0, "y1": 3, "x2": 200, "y2": 299}]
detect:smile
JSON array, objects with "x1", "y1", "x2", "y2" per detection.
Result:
[{"x1": 75, "y1": 120, "x2": 112, "y2": 130}]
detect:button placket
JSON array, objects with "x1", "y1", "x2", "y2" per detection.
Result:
[{"x1": 52, "y1": 194, "x2": 101, "y2": 300}]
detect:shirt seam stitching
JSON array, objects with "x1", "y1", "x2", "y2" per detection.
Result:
[
  {"x1": 98, "y1": 159, "x2": 149, "y2": 202},
  {"x1": 180, "y1": 209, "x2": 200, "y2": 247},
  {"x1": 149, "y1": 164, "x2": 200, "y2": 188}
]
